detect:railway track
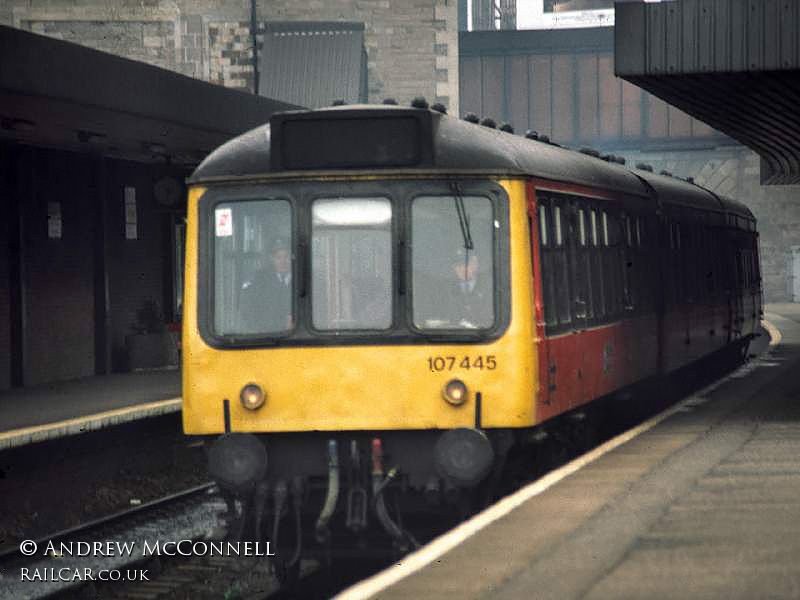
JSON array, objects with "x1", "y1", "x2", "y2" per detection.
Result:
[{"x1": 0, "y1": 483, "x2": 235, "y2": 600}]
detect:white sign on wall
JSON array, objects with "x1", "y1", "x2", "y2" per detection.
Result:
[
  {"x1": 516, "y1": 0, "x2": 662, "y2": 30},
  {"x1": 124, "y1": 186, "x2": 138, "y2": 240}
]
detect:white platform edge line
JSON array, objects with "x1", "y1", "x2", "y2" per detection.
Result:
[
  {"x1": 0, "y1": 397, "x2": 182, "y2": 450},
  {"x1": 762, "y1": 317, "x2": 782, "y2": 347},
  {"x1": 336, "y1": 321, "x2": 781, "y2": 600}
]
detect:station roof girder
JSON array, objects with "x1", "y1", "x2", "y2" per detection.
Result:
[
  {"x1": 615, "y1": 0, "x2": 800, "y2": 185},
  {"x1": 0, "y1": 25, "x2": 301, "y2": 166}
]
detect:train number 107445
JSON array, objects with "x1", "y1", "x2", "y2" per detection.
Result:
[{"x1": 427, "y1": 355, "x2": 497, "y2": 372}]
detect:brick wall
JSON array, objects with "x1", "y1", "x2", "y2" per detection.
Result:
[{"x1": 7, "y1": 0, "x2": 459, "y2": 113}]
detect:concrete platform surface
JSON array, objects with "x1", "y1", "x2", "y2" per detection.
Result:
[
  {"x1": 0, "y1": 370, "x2": 180, "y2": 450},
  {"x1": 349, "y1": 304, "x2": 800, "y2": 600}
]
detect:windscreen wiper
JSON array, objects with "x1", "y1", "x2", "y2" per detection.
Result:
[{"x1": 450, "y1": 182, "x2": 474, "y2": 256}]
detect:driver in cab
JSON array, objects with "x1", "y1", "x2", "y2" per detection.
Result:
[{"x1": 420, "y1": 247, "x2": 493, "y2": 329}]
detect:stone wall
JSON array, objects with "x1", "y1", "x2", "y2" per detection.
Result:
[
  {"x1": 6, "y1": 0, "x2": 459, "y2": 113},
  {"x1": 615, "y1": 146, "x2": 800, "y2": 303}
]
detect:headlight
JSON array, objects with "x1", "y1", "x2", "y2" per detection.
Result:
[
  {"x1": 442, "y1": 379, "x2": 468, "y2": 406},
  {"x1": 240, "y1": 383, "x2": 266, "y2": 410}
]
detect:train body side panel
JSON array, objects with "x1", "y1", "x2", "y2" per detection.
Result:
[
  {"x1": 535, "y1": 316, "x2": 659, "y2": 421},
  {"x1": 527, "y1": 180, "x2": 660, "y2": 418},
  {"x1": 182, "y1": 179, "x2": 537, "y2": 434}
]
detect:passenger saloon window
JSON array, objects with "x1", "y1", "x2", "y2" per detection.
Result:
[
  {"x1": 213, "y1": 199, "x2": 292, "y2": 336},
  {"x1": 539, "y1": 205, "x2": 548, "y2": 246},
  {"x1": 311, "y1": 197, "x2": 392, "y2": 330},
  {"x1": 578, "y1": 209, "x2": 587, "y2": 246},
  {"x1": 554, "y1": 205, "x2": 563, "y2": 246},
  {"x1": 412, "y1": 195, "x2": 495, "y2": 330}
]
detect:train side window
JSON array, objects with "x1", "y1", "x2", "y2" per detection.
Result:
[
  {"x1": 569, "y1": 203, "x2": 592, "y2": 323},
  {"x1": 623, "y1": 214, "x2": 632, "y2": 247},
  {"x1": 754, "y1": 244, "x2": 762, "y2": 283},
  {"x1": 553, "y1": 204, "x2": 563, "y2": 246},
  {"x1": 747, "y1": 251, "x2": 752, "y2": 287},
  {"x1": 684, "y1": 223, "x2": 695, "y2": 302},
  {"x1": 601, "y1": 209, "x2": 620, "y2": 316},
  {"x1": 577, "y1": 205, "x2": 594, "y2": 320},
  {"x1": 551, "y1": 201, "x2": 571, "y2": 325},
  {"x1": 704, "y1": 226, "x2": 714, "y2": 293},
  {"x1": 635, "y1": 217, "x2": 642, "y2": 247},
  {"x1": 620, "y1": 213, "x2": 634, "y2": 311},
  {"x1": 588, "y1": 207, "x2": 604, "y2": 320},
  {"x1": 537, "y1": 200, "x2": 557, "y2": 328},
  {"x1": 539, "y1": 204, "x2": 548, "y2": 247}
]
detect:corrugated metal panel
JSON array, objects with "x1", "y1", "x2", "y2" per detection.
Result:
[
  {"x1": 616, "y1": 0, "x2": 800, "y2": 184},
  {"x1": 618, "y1": 0, "x2": 800, "y2": 75},
  {"x1": 259, "y1": 22, "x2": 366, "y2": 109},
  {"x1": 459, "y1": 28, "x2": 727, "y2": 149}
]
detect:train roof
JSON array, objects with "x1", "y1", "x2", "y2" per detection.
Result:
[
  {"x1": 189, "y1": 104, "x2": 647, "y2": 197},
  {"x1": 633, "y1": 168, "x2": 754, "y2": 221},
  {"x1": 189, "y1": 104, "x2": 755, "y2": 225}
]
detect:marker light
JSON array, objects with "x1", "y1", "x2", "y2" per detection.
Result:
[
  {"x1": 240, "y1": 384, "x2": 266, "y2": 410},
  {"x1": 442, "y1": 379, "x2": 468, "y2": 406}
]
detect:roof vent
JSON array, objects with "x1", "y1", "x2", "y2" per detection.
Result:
[
  {"x1": 579, "y1": 147, "x2": 601, "y2": 157},
  {"x1": 464, "y1": 113, "x2": 480, "y2": 124},
  {"x1": 524, "y1": 130, "x2": 539, "y2": 140},
  {"x1": 431, "y1": 102, "x2": 447, "y2": 114},
  {"x1": 480, "y1": 117, "x2": 497, "y2": 128},
  {"x1": 499, "y1": 123, "x2": 514, "y2": 133},
  {"x1": 382, "y1": 98, "x2": 398, "y2": 105},
  {"x1": 411, "y1": 96, "x2": 429, "y2": 109}
]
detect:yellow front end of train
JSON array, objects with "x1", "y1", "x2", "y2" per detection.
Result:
[{"x1": 182, "y1": 178, "x2": 539, "y2": 436}]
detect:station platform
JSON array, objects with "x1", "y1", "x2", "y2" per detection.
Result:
[
  {"x1": 0, "y1": 369, "x2": 180, "y2": 450},
  {"x1": 343, "y1": 304, "x2": 800, "y2": 600}
]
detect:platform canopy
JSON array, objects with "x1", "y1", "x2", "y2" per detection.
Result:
[
  {"x1": 615, "y1": 0, "x2": 800, "y2": 185},
  {"x1": 0, "y1": 25, "x2": 301, "y2": 165}
]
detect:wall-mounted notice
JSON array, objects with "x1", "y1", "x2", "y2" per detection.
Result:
[
  {"x1": 517, "y1": 0, "x2": 640, "y2": 29},
  {"x1": 47, "y1": 201, "x2": 62, "y2": 239},
  {"x1": 124, "y1": 186, "x2": 138, "y2": 240},
  {"x1": 215, "y1": 207, "x2": 233, "y2": 237}
]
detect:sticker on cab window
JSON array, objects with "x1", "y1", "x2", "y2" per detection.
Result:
[{"x1": 215, "y1": 208, "x2": 233, "y2": 237}]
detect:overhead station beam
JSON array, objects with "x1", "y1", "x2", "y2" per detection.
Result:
[
  {"x1": 615, "y1": 0, "x2": 800, "y2": 185},
  {"x1": 0, "y1": 25, "x2": 302, "y2": 165}
]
